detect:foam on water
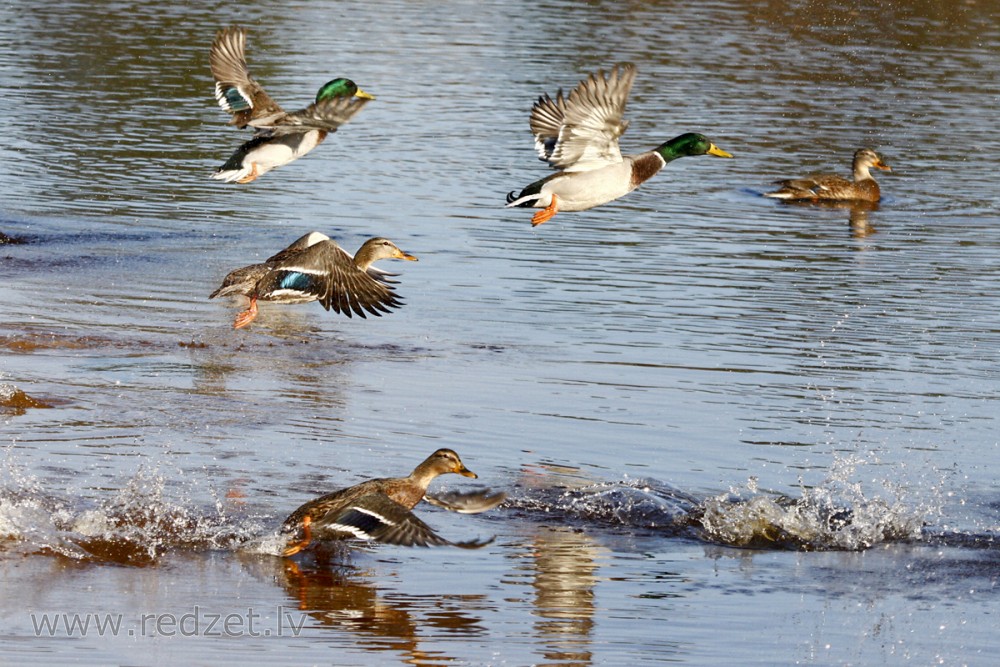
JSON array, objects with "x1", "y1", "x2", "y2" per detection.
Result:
[
  {"x1": 696, "y1": 463, "x2": 930, "y2": 551},
  {"x1": 0, "y1": 460, "x2": 268, "y2": 566},
  {"x1": 505, "y1": 455, "x2": 940, "y2": 551},
  {"x1": 0, "y1": 449, "x2": 971, "y2": 566}
]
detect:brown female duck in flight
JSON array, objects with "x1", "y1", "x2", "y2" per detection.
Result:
[{"x1": 281, "y1": 449, "x2": 504, "y2": 556}]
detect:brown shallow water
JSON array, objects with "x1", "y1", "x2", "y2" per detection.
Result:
[{"x1": 2, "y1": 0, "x2": 999, "y2": 664}]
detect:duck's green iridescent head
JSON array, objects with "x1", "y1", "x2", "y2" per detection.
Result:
[
  {"x1": 316, "y1": 78, "x2": 376, "y2": 102},
  {"x1": 655, "y1": 133, "x2": 732, "y2": 161}
]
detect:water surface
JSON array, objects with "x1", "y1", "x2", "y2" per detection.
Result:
[{"x1": 2, "y1": 1, "x2": 999, "y2": 664}]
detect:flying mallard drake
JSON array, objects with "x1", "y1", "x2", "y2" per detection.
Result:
[
  {"x1": 281, "y1": 448, "x2": 505, "y2": 555},
  {"x1": 764, "y1": 148, "x2": 892, "y2": 202},
  {"x1": 209, "y1": 25, "x2": 375, "y2": 183},
  {"x1": 209, "y1": 232, "x2": 417, "y2": 329},
  {"x1": 505, "y1": 63, "x2": 733, "y2": 226}
]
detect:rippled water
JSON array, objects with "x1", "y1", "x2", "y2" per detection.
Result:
[{"x1": 2, "y1": 0, "x2": 999, "y2": 664}]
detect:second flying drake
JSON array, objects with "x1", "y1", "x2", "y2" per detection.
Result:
[{"x1": 506, "y1": 63, "x2": 732, "y2": 226}]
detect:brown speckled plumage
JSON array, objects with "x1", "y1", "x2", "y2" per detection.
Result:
[
  {"x1": 281, "y1": 449, "x2": 504, "y2": 555},
  {"x1": 765, "y1": 148, "x2": 892, "y2": 202}
]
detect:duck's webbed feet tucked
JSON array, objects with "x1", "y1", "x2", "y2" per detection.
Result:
[{"x1": 236, "y1": 163, "x2": 260, "y2": 184}]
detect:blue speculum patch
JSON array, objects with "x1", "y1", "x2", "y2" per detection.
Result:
[
  {"x1": 224, "y1": 88, "x2": 250, "y2": 111},
  {"x1": 279, "y1": 272, "x2": 312, "y2": 291}
]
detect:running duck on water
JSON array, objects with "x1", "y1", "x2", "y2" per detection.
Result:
[
  {"x1": 209, "y1": 25, "x2": 375, "y2": 183},
  {"x1": 281, "y1": 449, "x2": 504, "y2": 556},
  {"x1": 505, "y1": 63, "x2": 732, "y2": 226},
  {"x1": 209, "y1": 232, "x2": 417, "y2": 329},
  {"x1": 764, "y1": 148, "x2": 891, "y2": 202}
]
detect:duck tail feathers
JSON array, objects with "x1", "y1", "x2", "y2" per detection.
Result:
[
  {"x1": 505, "y1": 190, "x2": 541, "y2": 208},
  {"x1": 210, "y1": 167, "x2": 250, "y2": 183}
]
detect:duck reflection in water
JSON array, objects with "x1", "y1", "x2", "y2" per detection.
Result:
[
  {"x1": 238, "y1": 552, "x2": 488, "y2": 664},
  {"x1": 768, "y1": 198, "x2": 882, "y2": 239},
  {"x1": 503, "y1": 463, "x2": 617, "y2": 666},
  {"x1": 527, "y1": 525, "x2": 604, "y2": 665}
]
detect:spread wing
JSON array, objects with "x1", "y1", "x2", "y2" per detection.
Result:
[
  {"x1": 254, "y1": 95, "x2": 372, "y2": 135},
  {"x1": 264, "y1": 231, "x2": 331, "y2": 263},
  {"x1": 529, "y1": 63, "x2": 636, "y2": 172},
  {"x1": 316, "y1": 493, "x2": 493, "y2": 548},
  {"x1": 267, "y1": 240, "x2": 404, "y2": 318},
  {"x1": 210, "y1": 25, "x2": 286, "y2": 128}
]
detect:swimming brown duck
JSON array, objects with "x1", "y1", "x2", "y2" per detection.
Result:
[
  {"x1": 764, "y1": 148, "x2": 892, "y2": 202},
  {"x1": 209, "y1": 232, "x2": 417, "y2": 329},
  {"x1": 281, "y1": 449, "x2": 504, "y2": 556},
  {"x1": 209, "y1": 25, "x2": 375, "y2": 183}
]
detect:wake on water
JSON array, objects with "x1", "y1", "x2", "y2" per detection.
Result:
[{"x1": 0, "y1": 452, "x2": 985, "y2": 566}]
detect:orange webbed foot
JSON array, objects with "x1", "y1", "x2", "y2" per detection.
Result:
[
  {"x1": 282, "y1": 516, "x2": 313, "y2": 557},
  {"x1": 233, "y1": 296, "x2": 258, "y2": 329},
  {"x1": 531, "y1": 194, "x2": 559, "y2": 227},
  {"x1": 236, "y1": 163, "x2": 260, "y2": 184}
]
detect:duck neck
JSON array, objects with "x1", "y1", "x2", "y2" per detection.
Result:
[
  {"x1": 352, "y1": 243, "x2": 378, "y2": 271},
  {"x1": 406, "y1": 462, "x2": 443, "y2": 492},
  {"x1": 654, "y1": 140, "x2": 687, "y2": 164},
  {"x1": 853, "y1": 162, "x2": 874, "y2": 182}
]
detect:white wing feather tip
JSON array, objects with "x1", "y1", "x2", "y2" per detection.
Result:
[
  {"x1": 325, "y1": 522, "x2": 375, "y2": 540},
  {"x1": 353, "y1": 506, "x2": 396, "y2": 526}
]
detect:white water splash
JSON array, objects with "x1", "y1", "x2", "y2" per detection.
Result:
[
  {"x1": 698, "y1": 454, "x2": 935, "y2": 550},
  {"x1": 1, "y1": 460, "x2": 269, "y2": 564}
]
